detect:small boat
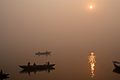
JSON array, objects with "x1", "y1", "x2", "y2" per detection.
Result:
[
  {"x1": 113, "y1": 68, "x2": 120, "y2": 74},
  {"x1": 113, "y1": 61, "x2": 120, "y2": 68},
  {"x1": 19, "y1": 62, "x2": 55, "y2": 70},
  {"x1": 35, "y1": 51, "x2": 51, "y2": 56},
  {"x1": 0, "y1": 70, "x2": 9, "y2": 79}
]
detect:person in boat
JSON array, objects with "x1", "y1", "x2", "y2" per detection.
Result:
[
  {"x1": 33, "y1": 62, "x2": 36, "y2": 66},
  {"x1": 46, "y1": 50, "x2": 48, "y2": 53},
  {"x1": 47, "y1": 61, "x2": 50, "y2": 66},
  {"x1": 28, "y1": 62, "x2": 30, "y2": 66},
  {"x1": 0, "y1": 70, "x2": 3, "y2": 74}
]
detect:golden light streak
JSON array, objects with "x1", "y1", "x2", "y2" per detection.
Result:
[{"x1": 88, "y1": 52, "x2": 96, "y2": 77}]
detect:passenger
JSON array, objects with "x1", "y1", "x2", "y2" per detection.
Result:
[
  {"x1": 47, "y1": 62, "x2": 50, "y2": 66},
  {"x1": 28, "y1": 62, "x2": 30, "y2": 66},
  {"x1": 0, "y1": 70, "x2": 3, "y2": 74},
  {"x1": 33, "y1": 62, "x2": 36, "y2": 66}
]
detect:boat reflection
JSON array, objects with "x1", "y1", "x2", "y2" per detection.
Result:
[
  {"x1": 88, "y1": 52, "x2": 96, "y2": 77},
  {"x1": 0, "y1": 77, "x2": 9, "y2": 80},
  {"x1": 19, "y1": 62, "x2": 55, "y2": 75},
  {"x1": 20, "y1": 67, "x2": 55, "y2": 75}
]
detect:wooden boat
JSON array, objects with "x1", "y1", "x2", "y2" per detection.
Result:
[
  {"x1": 0, "y1": 70, "x2": 9, "y2": 79},
  {"x1": 113, "y1": 61, "x2": 120, "y2": 68},
  {"x1": 113, "y1": 68, "x2": 120, "y2": 74},
  {"x1": 19, "y1": 63, "x2": 55, "y2": 70},
  {"x1": 35, "y1": 51, "x2": 51, "y2": 56}
]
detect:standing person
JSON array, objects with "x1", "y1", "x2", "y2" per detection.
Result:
[
  {"x1": 0, "y1": 70, "x2": 3, "y2": 74},
  {"x1": 47, "y1": 61, "x2": 50, "y2": 66},
  {"x1": 33, "y1": 62, "x2": 36, "y2": 66}
]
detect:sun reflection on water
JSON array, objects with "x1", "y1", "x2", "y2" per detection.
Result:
[{"x1": 88, "y1": 52, "x2": 96, "y2": 77}]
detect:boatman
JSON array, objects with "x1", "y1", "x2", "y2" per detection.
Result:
[
  {"x1": 33, "y1": 62, "x2": 36, "y2": 66},
  {"x1": 0, "y1": 69, "x2": 3, "y2": 74},
  {"x1": 28, "y1": 62, "x2": 30, "y2": 66},
  {"x1": 47, "y1": 62, "x2": 50, "y2": 66}
]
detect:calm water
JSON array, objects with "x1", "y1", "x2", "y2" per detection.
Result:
[
  {"x1": 0, "y1": 0, "x2": 120, "y2": 80},
  {"x1": 1, "y1": 49, "x2": 120, "y2": 80}
]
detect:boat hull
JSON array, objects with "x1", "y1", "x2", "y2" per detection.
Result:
[
  {"x1": 113, "y1": 61, "x2": 120, "y2": 69},
  {"x1": 35, "y1": 51, "x2": 51, "y2": 56}
]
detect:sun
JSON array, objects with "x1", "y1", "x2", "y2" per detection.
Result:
[{"x1": 89, "y1": 5, "x2": 93, "y2": 9}]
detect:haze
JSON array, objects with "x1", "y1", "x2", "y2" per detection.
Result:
[
  {"x1": 1, "y1": 0, "x2": 120, "y2": 61},
  {"x1": 0, "y1": 0, "x2": 120, "y2": 80}
]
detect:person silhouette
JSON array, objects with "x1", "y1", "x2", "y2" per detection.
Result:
[
  {"x1": 47, "y1": 62, "x2": 50, "y2": 66},
  {"x1": 28, "y1": 62, "x2": 30, "y2": 66},
  {"x1": 33, "y1": 62, "x2": 36, "y2": 66},
  {"x1": 0, "y1": 70, "x2": 3, "y2": 74}
]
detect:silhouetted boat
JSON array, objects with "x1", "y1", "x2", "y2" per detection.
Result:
[
  {"x1": 19, "y1": 62, "x2": 55, "y2": 75},
  {"x1": 35, "y1": 51, "x2": 51, "y2": 56},
  {"x1": 19, "y1": 62, "x2": 55, "y2": 70},
  {"x1": 0, "y1": 70, "x2": 9, "y2": 79},
  {"x1": 113, "y1": 68, "x2": 120, "y2": 74},
  {"x1": 113, "y1": 61, "x2": 120, "y2": 68},
  {"x1": 112, "y1": 61, "x2": 120, "y2": 74}
]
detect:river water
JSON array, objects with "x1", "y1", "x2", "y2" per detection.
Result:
[{"x1": 0, "y1": 0, "x2": 120, "y2": 80}]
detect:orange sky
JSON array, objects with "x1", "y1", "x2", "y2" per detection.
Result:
[{"x1": 0, "y1": 0, "x2": 120, "y2": 62}]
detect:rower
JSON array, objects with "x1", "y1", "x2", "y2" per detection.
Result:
[
  {"x1": 33, "y1": 62, "x2": 36, "y2": 66},
  {"x1": 0, "y1": 69, "x2": 3, "y2": 74},
  {"x1": 47, "y1": 62, "x2": 50, "y2": 66},
  {"x1": 28, "y1": 62, "x2": 30, "y2": 66}
]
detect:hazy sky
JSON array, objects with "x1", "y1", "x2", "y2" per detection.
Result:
[{"x1": 0, "y1": 0, "x2": 120, "y2": 54}]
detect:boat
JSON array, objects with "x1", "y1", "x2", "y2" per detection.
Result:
[
  {"x1": 19, "y1": 62, "x2": 55, "y2": 75},
  {"x1": 35, "y1": 51, "x2": 51, "y2": 56},
  {"x1": 112, "y1": 61, "x2": 120, "y2": 68},
  {"x1": 113, "y1": 68, "x2": 120, "y2": 74},
  {"x1": 0, "y1": 70, "x2": 9, "y2": 79},
  {"x1": 19, "y1": 62, "x2": 55, "y2": 70}
]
